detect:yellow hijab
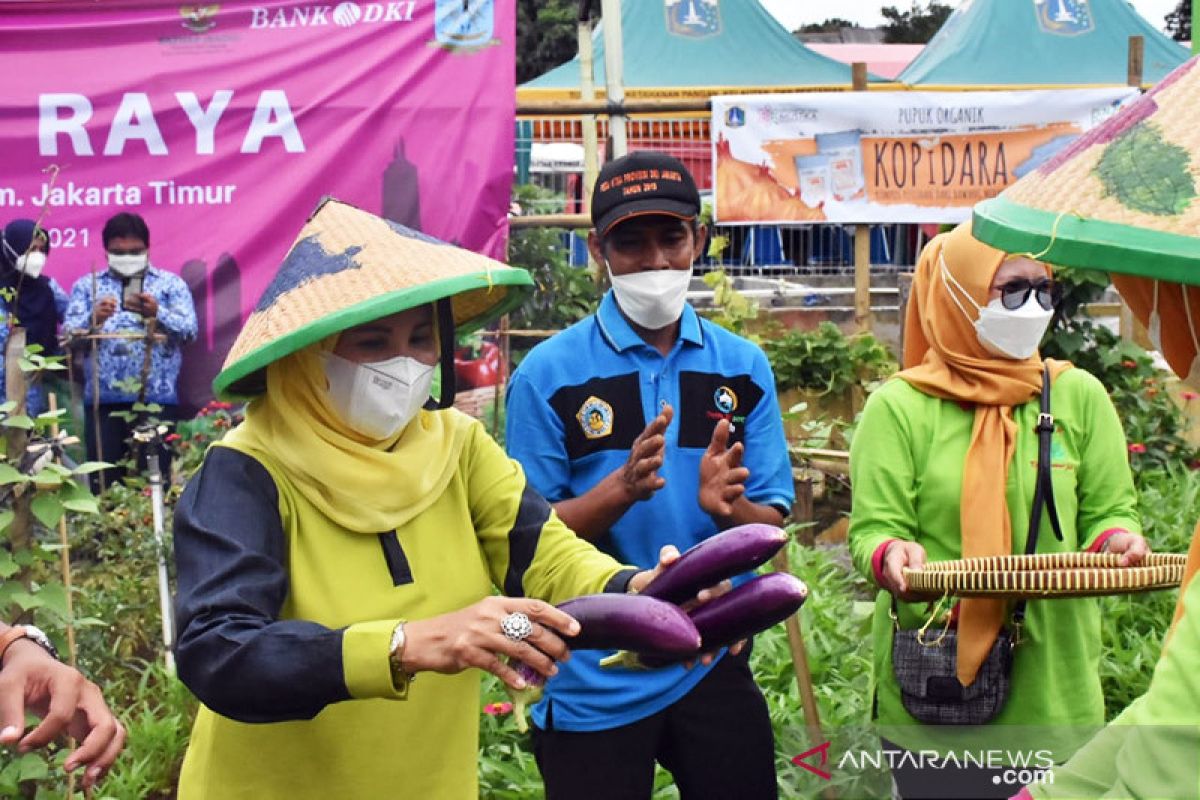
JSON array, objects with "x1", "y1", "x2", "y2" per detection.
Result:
[
  {"x1": 220, "y1": 338, "x2": 471, "y2": 534},
  {"x1": 900, "y1": 222, "x2": 1071, "y2": 686}
]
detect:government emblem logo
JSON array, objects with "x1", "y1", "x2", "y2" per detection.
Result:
[
  {"x1": 665, "y1": 0, "x2": 721, "y2": 39},
  {"x1": 434, "y1": 0, "x2": 496, "y2": 50},
  {"x1": 578, "y1": 396, "x2": 614, "y2": 440},
  {"x1": 714, "y1": 386, "x2": 737, "y2": 415},
  {"x1": 1033, "y1": 0, "x2": 1093, "y2": 36},
  {"x1": 180, "y1": 4, "x2": 220, "y2": 33}
]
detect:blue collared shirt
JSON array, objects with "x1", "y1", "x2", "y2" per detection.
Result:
[
  {"x1": 506, "y1": 290, "x2": 794, "y2": 731},
  {"x1": 64, "y1": 266, "x2": 197, "y2": 405}
]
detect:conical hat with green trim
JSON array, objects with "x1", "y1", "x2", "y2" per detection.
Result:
[
  {"x1": 214, "y1": 197, "x2": 532, "y2": 399},
  {"x1": 973, "y1": 55, "x2": 1200, "y2": 282}
]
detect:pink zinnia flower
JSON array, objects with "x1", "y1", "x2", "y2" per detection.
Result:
[
  {"x1": 483, "y1": 702, "x2": 513, "y2": 716},
  {"x1": 1128, "y1": 443, "x2": 1147, "y2": 454}
]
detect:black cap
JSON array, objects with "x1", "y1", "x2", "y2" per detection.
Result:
[{"x1": 591, "y1": 151, "x2": 701, "y2": 236}]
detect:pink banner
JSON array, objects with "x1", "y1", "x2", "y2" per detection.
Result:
[{"x1": 0, "y1": 0, "x2": 515, "y2": 411}]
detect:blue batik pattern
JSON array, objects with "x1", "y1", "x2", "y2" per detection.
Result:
[
  {"x1": 0, "y1": 277, "x2": 69, "y2": 415},
  {"x1": 64, "y1": 267, "x2": 197, "y2": 405}
]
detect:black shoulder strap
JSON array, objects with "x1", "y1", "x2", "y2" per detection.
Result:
[
  {"x1": 1026, "y1": 363, "x2": 1064, "y2": 553},
  {"x1": 1014, "y1": 363, "x2": 1064, "y2": 626}
]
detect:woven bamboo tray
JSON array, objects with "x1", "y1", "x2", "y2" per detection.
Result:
[{"x1": 903, "y1": 552, "x2": 1187, "y2": 599}]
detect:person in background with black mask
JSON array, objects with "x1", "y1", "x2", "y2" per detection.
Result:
[
  {"x1": 0, "y1": 219, "x2": 69, "y2": 415},
  {"x1": 65, "y1": 212, "x2": 196, "y2": 488}
]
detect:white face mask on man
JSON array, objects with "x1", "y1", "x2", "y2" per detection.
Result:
[
  {"x1": 15, "y1": 252, "x2": 46, "y2": 279},
  {"x1": 108, "y1": 253, "x2": 148, "y2": 277},
  {"x1": 323, "y1": 352, "x2": 436, "y2": 440},
  {"x1": 940, "y1": 254, "x2": 1054, "y2": 360},
  {"x1": 606, "y1": 265, "x2": 692, "y2": 330}
]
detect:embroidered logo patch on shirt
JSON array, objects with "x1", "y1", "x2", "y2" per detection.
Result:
[
  {"x1": 577, "y1": 396, "x2": 614, "y2": 439},
  {"x1": 713, "y1": 385, "x2": 738, "y2": 415}
]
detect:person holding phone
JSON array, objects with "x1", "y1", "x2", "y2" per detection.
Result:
[{"x1": 65, "y1": 212, "x2": 197, "y2": 488}]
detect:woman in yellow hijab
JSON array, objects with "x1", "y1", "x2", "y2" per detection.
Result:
[
  {"x1": 848, "y1": 221, "x2": 1148, "y2": 799},
  {"x1": 170, "y1": 199, "x2": 684, "y2": 800}
]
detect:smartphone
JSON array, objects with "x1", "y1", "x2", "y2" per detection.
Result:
[{"x1": 122, "y1": 274, "x2": 144, "y2": 312}]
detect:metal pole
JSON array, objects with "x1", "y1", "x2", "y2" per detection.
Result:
[
  {"x1": 579, "y1": 4, "x2": 603, "y2": 279},
  {"x1": 136, "y1": 425, "x2": 175, "y2": 673},
  {"x1": 578, "y1": 8, "x2": 600, "y2": 195},
  {"x1": 599, "y1": 0, "x2": 627, "y2": 157}
]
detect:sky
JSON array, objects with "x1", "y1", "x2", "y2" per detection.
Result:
[{"x1": 759, "y1": 0, "x2": 1183, "y2": 34}]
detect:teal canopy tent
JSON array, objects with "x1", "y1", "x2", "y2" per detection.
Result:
[
  {"x1": 519, "y1": 0, "x2": 858, "y2": 99},
  {"x1": 898, "y1": 0, "x2": 1189, "y2": 87}
]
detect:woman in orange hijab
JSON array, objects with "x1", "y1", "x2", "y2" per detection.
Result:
[{"x1": 848, "y1": 222, "x2": 1148, "y2": 799}]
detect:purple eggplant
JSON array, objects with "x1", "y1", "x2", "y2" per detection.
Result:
[
  {"x1": 557, "y1": 593, "x2": 702, "y2": 656},
  {"x1": 638, "y1": 524, "x2": 790, "y2": 605},
  {"x1": 605, "y1": 573, "x2": 810, "y2": 670},
  {"x1": 505, "y1": 594, "x2": 701, "y2": 731},
  {"x1": 689, "y1": 572, "x2": 808, "y2": 650},
  {"x1": 507, "y1": 661, "x2": 545, "y2": 734}
]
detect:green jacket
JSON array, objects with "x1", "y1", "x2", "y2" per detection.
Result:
[
  {"x1": 1030, "y1": 572, "x2": 1200, "y2": 799},
  {"x1": 849, "y1": 368, "x2": 1141, "y2": 760}
]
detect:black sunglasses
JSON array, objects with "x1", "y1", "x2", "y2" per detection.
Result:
[{"x1": 995, "y1": 278, "x2": 1061, "y2": 311}]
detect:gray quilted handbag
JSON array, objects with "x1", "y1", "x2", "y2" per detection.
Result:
[{"x1": 888, "y1": 364, "x2": 1059, "y2": 727}]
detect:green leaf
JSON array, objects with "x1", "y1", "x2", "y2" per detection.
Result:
[
  {"x1": 72, "y1": 461, "x2": 113, "y2": 475},
  {"x1": 0, "y1": 463, "x2": 26, "y2": 484},
  {"x1": 58, "y1": 479, "x2": 98, "y2": 513},
  {"x1": 0, "y1": 549, "x2": 17, "y2": 579},
  {"x1": 14, "y1": 752, "x2": 48, "y2": 782},
  {"x1": 33, "y1": 582, "x2": 69, "y2": 620},
  {"x1": 0, "y1": 585, "x2": 42, "y2": 611},
  {"x1": 29, "y1": 470, "x2": 62, "y2": 487},
  {"x1": 1096, "y1": 122, "x2": 1197, "y2": 216},
  {"x1": 30, "y1": 493, "x2": 64, "y2": 528},
  {"x1": 2, "y1": 415, "x2": 33, "y2": 430},
  {"x1": 62, "y1": 496, "x2": 100, "y2": 514}
]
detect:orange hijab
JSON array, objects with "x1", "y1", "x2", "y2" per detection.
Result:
[{"x1": 900, "y1": 222, "x2": 1071, "y2": 686}]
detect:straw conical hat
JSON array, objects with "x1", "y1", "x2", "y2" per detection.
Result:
[
  {"x1": 973, "y1": 56, "x2": 1199, "y2": 281},
  {"x1": 974, "y1": 56, "x2": 1200, "y2": 383},
  {"x1": 214, "y1": 197, "x2": 532, "y2": 398}
]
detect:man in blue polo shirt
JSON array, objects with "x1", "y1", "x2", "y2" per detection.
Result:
[{"x1": 506, "y1": 151, "x2": 793, "y2": 799}]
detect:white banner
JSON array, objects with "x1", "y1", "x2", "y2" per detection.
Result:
[{"x1": 712, "y1": 88, "x2": 1137, "y2": 224}]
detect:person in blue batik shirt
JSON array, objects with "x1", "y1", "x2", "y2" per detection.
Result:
[
  {"x1": 65, "y1": 213, "x2": 197, "y2": 487},
  {"x1": 506, "y1": 152, "x2": 794, "y2": 800},
  {"x1": 0, "y1": 219, "x2": 70, "y2": 416}
]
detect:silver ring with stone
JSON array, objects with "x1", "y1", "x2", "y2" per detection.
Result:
[{"x1": 500, "y1": 611, "x2": 534, "y2": 642}]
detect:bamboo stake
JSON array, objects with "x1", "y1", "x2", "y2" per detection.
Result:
[
  {"x1": 492, "y1": 316, "x2": 509, "y2": 439},
  {"x1": 852, "y1": 63, "x2": 872, "y2": 335},
  {"x1": 49, "y1": 393, "x2": 80, "y2": 798},
  {"x1": 773, "y1": 537, "x2": 835, "y2": 800}
]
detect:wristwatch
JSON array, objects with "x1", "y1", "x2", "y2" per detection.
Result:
[
  {"x1": 0, "y1": 625, "x2": 59, "y2": 663},
  {"x1": 388, "y1": 621, "x2": 414, "y2": 697}
]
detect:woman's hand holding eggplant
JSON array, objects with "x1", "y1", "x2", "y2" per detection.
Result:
[{"x1": 401, "y1": 597, "x2": 580, "y2": 691}]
